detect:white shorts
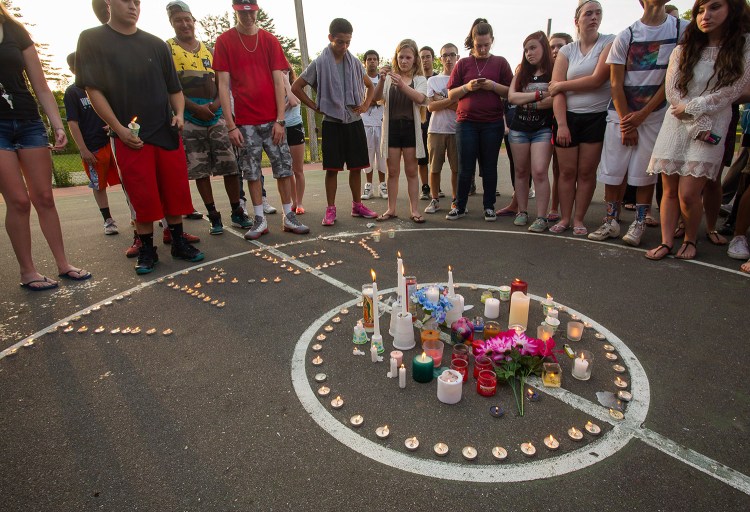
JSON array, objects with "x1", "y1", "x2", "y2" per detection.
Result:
[
  {"x1": 597, "y1": 110, "x2": 665, "y2": 187},
  {"x1": 364, "y1": 125, "x2": 385, "y2": 173}
]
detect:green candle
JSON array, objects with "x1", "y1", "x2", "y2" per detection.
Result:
[{"x1": 412, "y1": 351, "x2": 434, "y2": 383}]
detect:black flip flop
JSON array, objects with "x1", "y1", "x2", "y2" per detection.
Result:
[
  {"x1": 20, "y1": 276, "x2": 59, "y2": 291},
  {"x1": 58, "y1": 269, "x2": 92, "y2": 281}
]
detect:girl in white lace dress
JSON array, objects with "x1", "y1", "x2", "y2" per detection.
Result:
[{"x1": 646, "y1": 0, "x2": 750, "y2": 260}]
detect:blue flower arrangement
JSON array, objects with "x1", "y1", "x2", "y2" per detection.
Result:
[{"x1": 411, "y1": 285, "x2": 453, "y2": 324}]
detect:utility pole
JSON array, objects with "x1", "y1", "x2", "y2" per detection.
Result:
[
  {"x1": 547, "y1": 18, "x2": 552, "y2": 37},
  {"x1": 294, "y1": 0, "x2": 319, "y2": 161}
]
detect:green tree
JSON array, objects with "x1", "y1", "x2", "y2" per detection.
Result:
[{"x1": 681, "y1": 9, "x2": 692, "y2": 21}]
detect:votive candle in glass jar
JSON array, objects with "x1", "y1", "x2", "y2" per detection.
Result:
[
  {"x1": 450, "y1": 358, "x2": 469, "y2": 383},
  {"x1": 474, "y1": 355, "x2": 493, "y2": 379},
  {"x1": 477, "y1": 369, "x2": 497, "y2": 396}
]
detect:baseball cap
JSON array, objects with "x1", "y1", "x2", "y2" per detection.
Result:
[
  {"x1": 166, "y1": 0, "x2": 192, "y2": 19},
  {"x1": 232, "y1": 0, "x2": 259, "y2": 11}
]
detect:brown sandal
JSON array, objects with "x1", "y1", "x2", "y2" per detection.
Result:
[
  {"x1": 675, "y1": 240, "x2": 697, "y2": 260},
  {"x1": 645, "y1": 243, "x2": 672, "y2": 261},
  {"x1": 706, "y1": 231, "x2": 728, "y2": 246}
]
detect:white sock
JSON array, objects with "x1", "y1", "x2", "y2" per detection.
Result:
[
  {"x1": 253, "y1": 205, "x2": 264, "y2": 217},
  {"x1": 282, "y1": 203, "x2": 293, "y2": 215}
]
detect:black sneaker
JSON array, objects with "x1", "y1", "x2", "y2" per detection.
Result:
[
  {"x1": 420, "y1": 184, "x2": 430, "y2": 200},
  {"x1": 446, "y1": 207, "x2": 466, "y2": 220},
  {"x1": 171, "y1": 241, "x2": 205, "y2": 262},
  {"x1": 185, "y1": 210, "x2": 203, "y2": 220},
  {"x1": 135, "y1": 246, "x2": 158, "y2": 275},
  {"x1": 208, "y1": 211, "x2": 224, "y2": 235}
]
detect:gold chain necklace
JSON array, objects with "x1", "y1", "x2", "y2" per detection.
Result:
[{"x1": 235, "y1": 27, "x2": 259, "y2": 53}]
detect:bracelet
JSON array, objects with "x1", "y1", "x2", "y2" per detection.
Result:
[
  {"x1": 535, "y1": 90, "x2": 541, "y2": 101},
  {"x1": 227, "y1": 127, "x2": 239, "y2": 133},
  {"x1": 462, "y1": 85, "x2": 469, "y2": 95}
]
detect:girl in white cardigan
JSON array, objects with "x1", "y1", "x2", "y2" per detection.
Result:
[{"x1": 373, "y1": 39, "x2": 429, "y2": 223}]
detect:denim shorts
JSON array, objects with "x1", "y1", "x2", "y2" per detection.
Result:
[
  {"x1": 508, "y1": 127, "x2": 552, "y2": 145},
  {"x1": 0, "y1": 118, "x2": 50, "y2": 151}
]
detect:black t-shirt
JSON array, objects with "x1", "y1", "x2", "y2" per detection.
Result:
[
  {"x1": 75, "y1": 25, "x2": 182, "y2": 150},
  {"x1": 0, "y1": 21, "x2": 40, "y2": 120},
  {"x1": 510, "y1": 73, "x2": 553, "y2": 133},
  {"x1": 63, "y1": 85, "x2": 108, "y2": 151}
]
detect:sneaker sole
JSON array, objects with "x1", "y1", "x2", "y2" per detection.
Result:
[
  {"x1": 244, "y1": 229, "x2": 269, "y2": 240},
  {"x1": 446, "y1": 214, "x2": 465, "y2": 220},
  {"x1": 352, "y1": 213, "x2": 378, "y2": 219},
  {"x1": 283, "y1": 225, "x2": 310, "y2": 234},
  {"x1": 210, "y1": 229, "x2": 224, "y2": 235},
  {"x1": 425, "y1": 209, "x2": 440, "y2": 214},
  {"x1": 135, "y1": 265, "x2": 156, "y2": 275},
  {"x1": 622, "y1": 236, "x2": 642, "y2": 247},
  {"x1": 172, "y1": 252, "x2": 205, "y2": 262},
  {"x1": 728, "y1": 251, "x2": 750, "y2": 260},
  {"x1": 588, "y1": 232, "x2": 619, "y2": 241},
  {"x1": 104, "y1": 230, "x2": 119, "y2": 235}
]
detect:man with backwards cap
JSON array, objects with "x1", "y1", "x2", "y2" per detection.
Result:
[
  {"x1": 213, "y1": 0, "x2": 310, "y2": 240},
  {"x1": 165, "y1": 1, "x2": 251, "y2": 236}
]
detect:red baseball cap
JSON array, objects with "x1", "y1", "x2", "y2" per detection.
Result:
[{"x1": 232, "y1": 0, "x2": 259, "y2": 11}]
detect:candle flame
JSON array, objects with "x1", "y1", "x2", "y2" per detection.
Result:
[
  {"x1": 586, "y1": 421, "x2": 593, "y2": 427},
  {"x1": 547, "y1": 435, "x2": 556, "y2": 443},
  {"x1": 421, "y1": 351, "x2": 427, "y2": 361},
  {"x1": 547, "y1": 293, "x2": 552, "y2": 300},
  {"x1": 400, "y1": 364, "x2": 405, "y2": 368},
  {"x1": 579, "y1": 353, "x2": 585, "y2": 360},
  {"x1": 335, "y1": 395, "x2": 341, "y2": 400},
  {"x1": 371, "y1": 269, "x2": 376, "y2": 281},
  {"x1": 397, "y1": 251, "x2": 401, "y2": 258},
  {"x1": 130, "y1": 116, "x2": 138, "y2": 124},
  {"x1": 572, "y1": 427, "x2": 580, "y2": 435},
  {"x1": 527, "y1": 388, "x2": 533, "y2": 396},
  {"x1": 514, "y1": 278, "x2": 521, "y2": 283},
  {"x1": 448, "y1": 265, "x2": 452, "y2": 271}
]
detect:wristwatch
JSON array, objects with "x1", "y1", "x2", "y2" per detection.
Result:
[{"x1": 275, "y1": 119, "x2": 286, "y2": 127}]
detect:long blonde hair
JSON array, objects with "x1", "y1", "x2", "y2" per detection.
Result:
[
  {"x1": 391, "y1": 39, "x2": 423, "y2": 77},
  {"x1": 0, "y1": 2, "x2": 28, "y2": 33}
]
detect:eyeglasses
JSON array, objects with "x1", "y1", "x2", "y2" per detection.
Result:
[{"x1": 440, "y1": 52, "x2": 457, "y2": 59}]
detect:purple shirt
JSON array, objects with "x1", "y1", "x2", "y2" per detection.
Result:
[{"x1": 447, "y1": 55, "x2": 513, "y2": 123}]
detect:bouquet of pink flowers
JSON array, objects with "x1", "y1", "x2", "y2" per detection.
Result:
[{"x1": 477, "y1": 329, "x2": 556, "y2": 416}]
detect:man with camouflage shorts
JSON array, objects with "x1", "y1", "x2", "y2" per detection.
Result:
[
  {"x1": 213, "y1": 0, "x2": 308, "y2": 239},
  {"x1": 166, "y1": 1, "x2": 251, "y2": 235}
]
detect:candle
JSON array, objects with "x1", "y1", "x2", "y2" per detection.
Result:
[
  {"x1": 508, "y1": 291, "x2": 530, "y2": 330},
  {"x1": 370, "y1": 344, "x2": 378, "y2": 363},
  {"x1": 362, "y1": 283, "x2": 374, "y2": 332},
  {"x1": 462, "y1": 446, "x2": 478, "y2": 461},
  {"x1": 614, "y1": 376, "x2": 628, "y2": 388},
  {"x1": 405, "y1": 437, "x2": 420, "y2": 451},
  {"x1": 412, "y1": 351, "x2": 434, "y2": 383},
  {"x1": 444, "y1": 294, "x2": 464, "y2": 325},
  {"x1": 585, "y1": 421, "x2": 602, "y2": 435},
  {"x1": 423, "y1": 339, "x2": 444, "y2": 367},
  {"x1": 399, "y1": 364, "x2": 406, "y2": 388},
  {"x1": 311, "y1": 344, "x2": 323, "y2": 352},
  {"x1": 510, "y1": 278, "x2": 528, "y2": 295},
  {"x1": 434, "y1": 442, "x2": 449, "y2": 457},
  {"x1": 371, "y1": 270, "x2": 380, "y2": 337},
  {"x1": 571, "y1": 351, "x2": 592, "y2": 380},
  {"x1": 330, "y1": 396, "x2": 344, "y2": 409},
  {"x1": 489, "y1": 405, "x2": 505, "y2": 418},
  {"x1": 312, "y1": 355, "x2": 323, "y2": 366},
  {"x1": 497, "y1": 285, "x2": 511, "y2": 302},
  {"x1": 477, "y1": 370, "x2": 497, "y2": 397},
  {"x1": 314, "y1": 373, "x2": 327, "y2": 383},
  {"x1": 375, "y1": 425, "x2": 390, "y2": 439},
  {"x1": 595, "y1": 332, "x2": 607, "y2": 340},
  {"x1": 609, "y1": 408, "x2": 624, "y2": 420},
  {"x1": 448, "y1": 266, "x2": 455, "y2": 296},
  {"x1": 450, "y1": 358, "x2": 469, "y2": 382},
  {"x1": 568, "y1": 427, "x2": 584, "y2": 441},
  {"x1": 567, "y1": 321, "x2": 584, "y2": 341},
  {"x1": 317, "y1": 386, "x2": 330, "y2": 397},
  {"x1": 521, "y1": 442, "x2": 536, "y2": 457},
  {"x1": 617, "y1": 390, "x2": 633, "y2": 402},
  {"x1": 389, "y1": 357, "x2": 398, "y2": 378},
  {"x1": 350, "y1": 414, "x2": 364, "y2": 427},
  {"x1": 426, "y1": 285, "x2": 440, "y2": 305},
  {"x1": 603, "y1": 344, "x2": 615, "y2": 351},
  {"x1": 547, "y1": 308, "x2": 559, "y2": 320},
  {"x1": 612, "y1": 364, "x2": 626, "y2": 373},
  {"x1": 405, "y1": 274, "x2": 417, "y2": 317},
  {"x1": 484, "y1": 298, "x2": 500, "y2": 319},
  {"x1": 526, "y1": 388, "x2": 540, "y2": 402},
  {"x1": 542, "y1": 294, "x2": 554, "y2": 316},
  {"x1": 437, "y1": 369, "x2": 463, "y2": 404},
  {"x1": 492, "y1": 446, "x2": 508, "y2": 461},
  {"x1": 544, "y1": 435, "x2": 560, "y2": 450},
  {"x1": 542, "y1": 362, "x2": 562, "y2": 388},
  {"x1": 397, "y1": 252, "x2": 404, "y2": 303},
  {"x1": 128, "y1": 116, "x2": 140, "y2": 137},
  {"x1": 390, "y1": 350, "x2": 403, "y2": 367},
  {"x1": 605, "y1": 352, "x2": 618, "y2": 361}
]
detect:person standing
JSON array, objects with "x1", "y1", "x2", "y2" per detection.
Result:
[
  {"x1": 166, "y1": 0, "x2": 251, "y2": 236},
  {"x1": 418, "y1": 46, "x2": 437, "y2": 200},
  {"x1": 291, "y1": 18, "x2": 377, "y2": 226},
  {"x1": 445, "y1": 18, "x2": 513, "y2": 222},
  {"x1": 424, "y1": 43, "x2": 459, "y2": 214},
  {"x1": 213, "y1": 0, "x2": 309, "y2": 238},
  {"x1": 282, "y1": 67, "x2": 307, "y2": 214},
  {"x1": 360, "y1": 50, "x2": 387, "y2": 201},
  {"x1": 76, "y1": 0, "x2": 204, "y2": 274},
  {"x1": 0, "y1": 5, "x2": 91, "y2": 290}
]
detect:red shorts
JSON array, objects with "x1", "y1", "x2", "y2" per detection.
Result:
[
  {"x1": 112, "y1": 139, "x2": 193, "y2": 222},
  {"x1": 81, "y1": 144, "x2": 120, "y2": 191}
]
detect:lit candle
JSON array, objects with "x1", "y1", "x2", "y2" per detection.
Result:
[
  {"x1": 330, "y1": 396, "x2": 344, "y2": 409},
  {"x1": 526, "y1": 388, "x2": 540, "y2": 402},
  {"x1": 371, "y1": 270, "x2": 380, "y2": 337},
  {"x1": 508, "y1": 291, "x2": 530, "y2": 330},
  {"x1": 609, "y1": 408, "x2": 624, "y2": 420},
  {"x1": 492, "y1": 446, "x2": 508, "y2": 461},
  {"x1": 399, "y1": 364, "x2": 406, "y2": 389},
  {"x1": 544, "y1": 435, "x2": 560, "y2": 450},
  {"x1": 412, "y1": 351, "x2": 434, "y2": 383},
  {"x1": 510, "y1": 278, "x2": 528, "y2": 295},
  {"x1": 605, "y1": 352, "x2": 618, "y2": 361},
  {"x1": 389, "y1": 357, "x2": 398, "y2": 378},
  {"x1": 521, "y1": 442, "x2": 536, "y2": 457},
  {"x1": 350, "y1": 414, "x2": 364, "y2": 427},
  {"x1": 426, "y1": 285, "x2": 440, "y2": 305},
  {"x1": 375, "y1": 425, "x2": 390, "y2": 439},
  {"x1": 128, "y1": 116, "x2": 140, "y2": 137},
  {"x1": 370, "y1": 344, "x2": 378, "y2": 363},
  {"x1": 542, "y1": 294, "x2": 554, "y2": 316},
  {"x1": 567, "y1": 321, "x2": 584, "y2": 341},
  {"x1": 397, "y1": 252, "x2": 404, "y2": 304},
  {"x1": 489, "y1": 405, "x2": 505, "y2": 418},
  {"x1": 614, "y1": 376, "x2": 628, "y2": 388},
  {"x1": 317, "y1": 386, "x2": 330, "y2": 397},
  {"x1": 571, "y1": 351, "x2": 592, "y2": 380},
  {"x1": 484, "y1": 298, "x2": 500, "y2": 319},
  {"x1": 436, "y1": 369, "x2": 462, "y2": 404},
  {"x1": 312, "y1": 355, "x2": 323, "y2": 366},
  {"x1": 448, "y1": 266, "x2": 455, "y2": 296},
  {"x1": 617, "y1": 390, "x2": 633, "y2": 402},
  {"x1": 434, "y1": 442, "x2": 449, "y2": 457},
  {"x1": 497, "y1": 285, "x2": 511, "y2": 302},
  {"x1": 585, "y1": 421, "x2": 601, "y2": 435},
  {"x1": 461, "y1": 446, "x2": 478, "y2": 460},
  {"x1": 567, "y1": 427, "x2": 583, "y2": 441},
  {"x1": 405, "y1": 437, "x2": 420, "y2": 451}
]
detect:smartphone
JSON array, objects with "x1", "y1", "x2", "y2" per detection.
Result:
[
  {"x1": 475, "y1": 77, "x2": 487, "y2": 82},
  {"x1": 704, "y1": 132, "x2": 722, "y2": 145}
]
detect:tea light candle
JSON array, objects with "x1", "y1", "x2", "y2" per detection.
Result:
[
  {"x1": 570, "y1": 313, "x2": 580, "y2": 321},
  {"x1": 567, "y1": 321, "x2": 584, "y2": 341},
  {"x1": 312, "y1": 356, "x2": 324, "y2": 366},
  {"x1": 603, "y1": 344, "x2": 615, "y2": 351},
  {"x1": 612, "y1": 364, "x2": 626, "y2": 373},
  {"x1": 317, "y1": 334, "x2": 327, "y2": 341},
  {"x1": 595, "y1": 332, "x2": 606, "y2": 340},
  {"x1": 585, "y1": 421, "x2": 601, "y2": 435},
  {"x1": 542, "y1": 294, "x2": 554, "y2": 316},
  {"x1": 526, "y1": 388, "x2": 540, "y2": 402},
  {"x1": 447, "y1": 266, "x2": 455, "y2": 296},
  {"x1": 370, "y1": 345, "x2": 379, "y2": 363},
  {"x1": 544, "y1": 435, "x2": 560, "y2": 450},
  {"x1": 617, "y1": 390, "x2": 633, "y2": 402},
  {"x1": 375, "y1": 425, "x2": 390, "y2": 439},
  {"x1": 350, "y1": 414, "x2": 364, "y2": 427},
  {"x1": 324, "y1": 325, "x2": 334, "y2": 332},
  {"x1": 492, "y1": 446, "x2": 508, "y2": 461},
  {"x1": 484, "y1": 298, "x2": 500, "y2": 319},
  {"x1": 312, "y1": 344, "x2": 323, "y2": 352},
  {"x1": 497, "y1": 285, "x2": 511, "y2": 302},
  {"x1": 405, "y1": 437, "x2": 420, "y2": 451},
  {"x1": 389, "y1": 229, "x2": 395, "y2": 238},
  {"x1": 583, "y1": 321, "x2": 593, "y2": 329},
  {"x1": 605, "y1": 352, "x2": 618, "y2": 361},
  {"x1": 609, "y1": 408, "x2": 624, "y2": 420},
  {"x1": 390, "y1": 350, "x2": 403, "y2": 367},
  {"x1": 462, "y1": 446, "x2": 478, "y2": 461},
  {"x1": 318, "y1": 386, "x2": 331, "y2": 397},
  {"x1": 489, "y1": 405, "x2": 505, "y2": 418},
  {"x1": 95, "y1": 326, "x2": 105, "y2": 334},
  {"x1": 399, "y1": 364, "x2": 406, "y2": 389},
  {"x1": 146, "y1": 328, "x2": 156, "y2": 335},
  {"x1": 412, "y1": 352, "x2": 434, "y2": 383},
  {"x1": 614, "y1": 377, "x2": 628, "y2": 388},
  {"x1": 434, "y1": 442, "x2": 449, "y2": 457},
  {"x1": 521, "y1": 442, "x2": 536, "y2": 457},
  {"x1": 330, "y1": 396, "x2": 344, "y2": 409},
  {"x1": 510, "y1": 278, "x2": 528, "y2": 295},
  {"x1": 508, "y1": 292, "x2": 530, "y2": 330},
  {"x1": 568, "y1": 427, "x2": 584, "y2": 441}
]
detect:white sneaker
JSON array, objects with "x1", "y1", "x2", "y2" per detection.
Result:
[
  {"x1": 622, "y1": 220, "x2": 645, "y2": 247},
  {"x1": 262, "y1": 197, "x2": 277, "y2": 214},
  {"x1": 378, "y1": 182, "x2": 388, "y2": 199},
  {"x1": 104, "y1": 218, "x2": 119, "y2": 235},
  {"x1": 239, "y1": 197, "x2": 248, "y2": 215},
  {"x1": 588, "y1": 219, "x2": 620, "y2": 241},
  {"x1": 528, "y1": 186, "x2": 535, "y2": 199},
  {"x1": 361, "y1": 183, "x2": 373, "y2": 200},
  {"x1": 728, "y1": 235, "x2": 750, "y2": 260},
  {"x1": 424, "y1": 199, "x2": 440, "y2": 213}
]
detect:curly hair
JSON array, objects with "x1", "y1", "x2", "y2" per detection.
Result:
[
  {"x1": 677, "y1": 0, "x2": 750, "y2": 96},
  {"x1": 515, "y1": 31, "x2": 553, "y2": 92}
]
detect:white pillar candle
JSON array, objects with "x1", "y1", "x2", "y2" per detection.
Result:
[
  {"x1": 371, "y1": 270, "x2": 380, "y2": 338},
  {"x1": 436, "y1": 369, "x2": 462, "y2": 404},
  {"x1": 444, "y1": 294, "x2": 464, "y2": 325},
  {"x1": 389, "y1": 357, "x2": 398, "y2": 378},
  {"x1": 426, "y1": 286, "x2": 440, "y2": 305},
  {"x1": 397, "y1": 255, "x2": 404, "y2": 304},
  {"x1": 399, "y1": 364, "x2": 406, "y2": 388},
  {"x1": 370, "y1": 344, "x2": 378, "y2": 363},
  {"x1": 508, "y1": 291, "x2": 530, "y2": 329},
  {"x1": 448, "y1": 266, "x2": 454, "y2": 296},
  {"x1": 571, "y1": 352, "x2": 591, "y2": 380},
  {"x1": 484, "y1": 298, "x2": 500, "y2": 319}
]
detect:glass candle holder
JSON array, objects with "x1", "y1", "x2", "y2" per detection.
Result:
[
  {"x1": 450, "y1": 358, "x2": 469, "y2": 382},
  {"x1": 476, "y1": 369, "x2": 497, "y2": 396},
  {"x1": 542, "y1": 362, "x2": 562, "y2": 388},
  {"x1": 422, "y1": 339, "x2": 444, "y2": 368},
  {"x1": 484, "y1": 320, "x2": 501, "y2": 340},
  {"x1": 362, "y1": 283, "x2": 374, "y2": 331},
  {"x1": 474, "y1": 355, "x2": 493, "y2": 379},
  {"x1": 451, "y1": 343, "x2": 469, "y2": 361},
  {"x1": 497, "y1": 285, "x2": 511, "y2": 302},
  {"x1": 450, "y1": 317, "x2": 474, "y2": 344},
  {"x1": 571, "y1": 350, "x2": 593, "y2": 380},
  {"x1": 567, "y1": 321, "x2": 584, "y2": 341}
]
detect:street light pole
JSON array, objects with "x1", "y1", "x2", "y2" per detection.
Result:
[{"x1": 293, "y1": 0, "x2": 319, "y2": 161}]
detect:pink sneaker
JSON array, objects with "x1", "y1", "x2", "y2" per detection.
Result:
[
  {"x1": 322, "y1": 205, "x2": 336, "y2": 226},
  {"x1": 351, "y1": 201, "x2": 377, "y2": 219}
]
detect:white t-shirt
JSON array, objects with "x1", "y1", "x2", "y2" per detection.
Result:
[
  {"x1": 605, "y1": 16, "x2": 689, "y2": 121},
  {"x1": 559, "y1": 33, "x2": 616, "y2": 113},
  {"x1": 426, "y1": 74, "x2": 457, "y2": 134},
  {"x1": 361, "y1": 73, "x2": 383, "y2": 127}
]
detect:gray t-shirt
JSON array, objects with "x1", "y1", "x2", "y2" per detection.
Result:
[
  {"x1": 559, "y1": 34, "x2": 616, "y2": 114},
  {"x1": 300, "y1": 58, "x2": 361, "y2": 124}
]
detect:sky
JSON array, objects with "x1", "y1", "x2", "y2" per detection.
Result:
[{"x1": 11, "y1": 0, "x2": 697, "y2": 90}]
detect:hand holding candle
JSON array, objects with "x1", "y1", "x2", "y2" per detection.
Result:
[{"x1": 128, "y1": 116, "x2": 140, "y2": 138}]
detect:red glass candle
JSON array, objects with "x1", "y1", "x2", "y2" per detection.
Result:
[
  {"x1": 451, "y1": 343, "x2": 469, "y2": 362},
  {"x1": 450, "y1": 358, "x2": 469, "y2": 382},
  {"x1": 474, "y1": 355, "x2": 493, "y2": 379},
  {"x1": 477, "y1": 370, "x2": 497, "y2": 396},
  {"x1": 510, "y1": 278, "x2": 528, "y2": 295},
  {"x1": 471, "y1": 338, "x2": 483, "y2": 357}
]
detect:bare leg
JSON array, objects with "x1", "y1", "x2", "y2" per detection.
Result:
[
  {"x1": 404, "y1": 148, "x2": 420, "y2": 217},
  {"x1": 276, "y1": 175, "x2": 293, "y2": 205},
  {"x1": 349, "y1": 168, "x2": 361, "y2": 202},
  {"x1": 703, "y1": 167, "x2": 726, "y2": 243},
  {"x1": 510, "y1": 141, "x2": 531, "y2": 213},
  {"x1": 92, "y1": 187, "x2": 109, "y2": 210},
  {"x1": 324, "y1": 170, "x2": 337, "y2": 207},
  {"x1": 572, "y1": 142, "x2": 603, "y2": 228},
  {"x1": 290, "y1": 143, "x2": 305, "y2": 208},
  {"x1": 530, "y1": 141, "x2": 553, "y2": 218},
  {"x1": 223, "y1": 174, "x2": 241, "y2": 204},
  {"x1": 385, "y1": 148, "x2": 402, "y2": 215},
  {"x1": 195, "y1": 176, "x2": 215, "y2": 206},
  {"x1": 676, "y1": 175, "x2": 708, "y2": 259},
  {"x1": 550, "y1": 149, "x2": 560, "y2": 215},
  {"x1": 646, "y1": 174, "x2": 679, "y2": 258},
  {"x1": 555, "y1": 146, "x2": 579, "y2": 227}
]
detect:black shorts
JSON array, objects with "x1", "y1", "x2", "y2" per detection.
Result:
[
  {"x1": 553, "y1": 111, "x2": 607, "y2": 147},
  {"x1": 286, "y1": 123, "x2": 305, "y2": 147},
  {"x1": 417, "y1": 121, "x2": 429, "y2": 165},
  {"x1": 322, "y1": 119, "x2": 369, "y2": 171},
  {"x1": 388, "y1": 119, "x2": 417, "y2": 148}
]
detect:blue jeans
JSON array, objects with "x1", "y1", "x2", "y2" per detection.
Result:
[{"x1": 455, "y1": 119, "x2": 504, "y2": 211}]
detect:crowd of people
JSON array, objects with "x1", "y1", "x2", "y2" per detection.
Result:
[{"x1": 2, "y1": 0, "x2": 750, "y2": 290}]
